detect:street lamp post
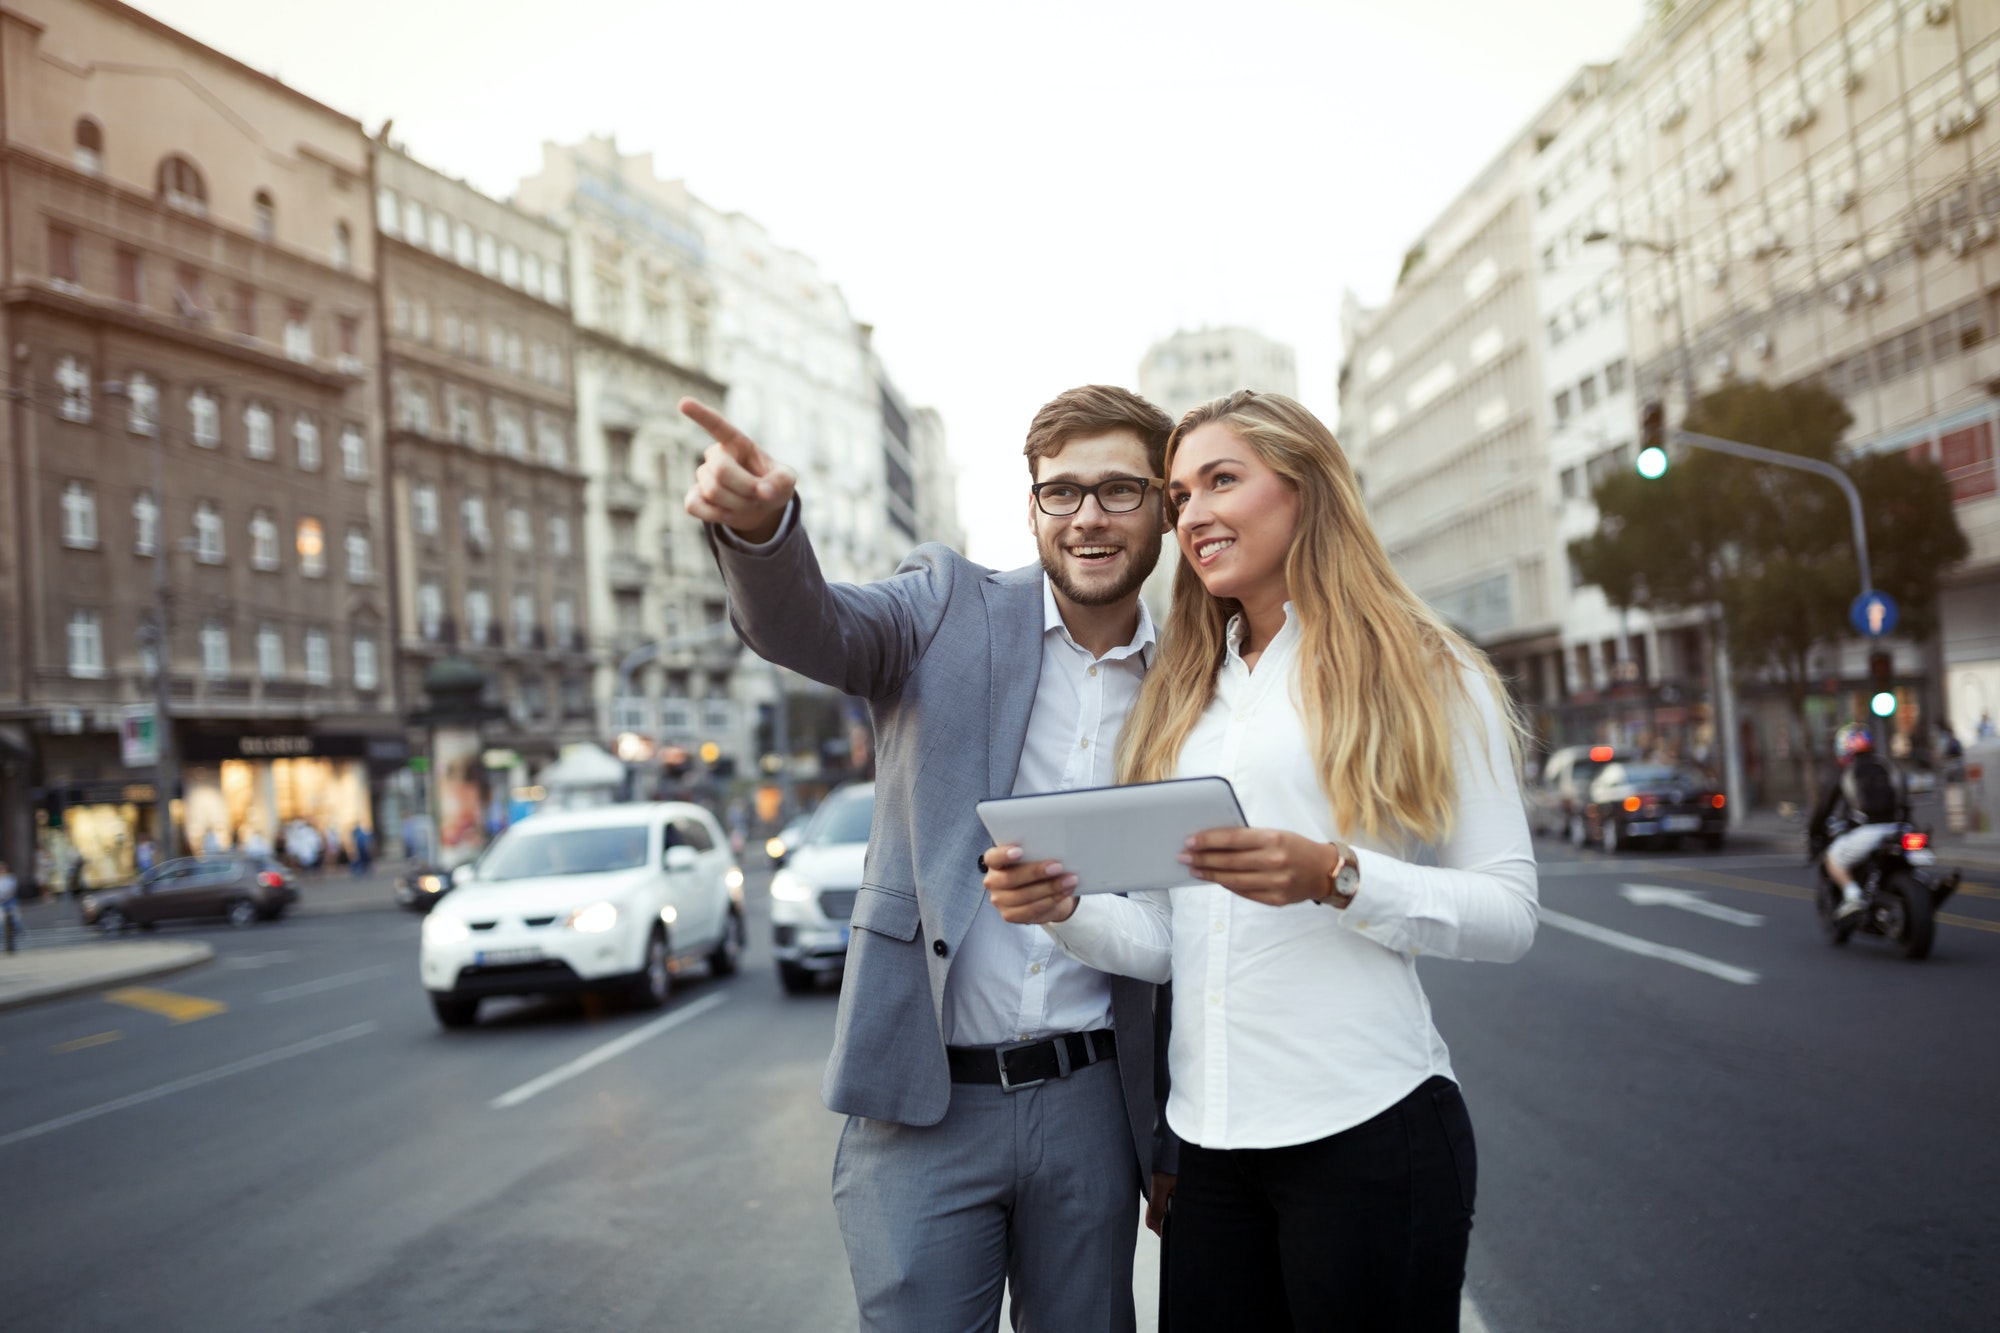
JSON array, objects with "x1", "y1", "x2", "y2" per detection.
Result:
[{"x1": 103, "y1": 380, "x2": 179, "y2": 860}]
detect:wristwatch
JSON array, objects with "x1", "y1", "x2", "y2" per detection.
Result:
[{"x1": 1318, "y1": 841, "x2": 1360, "y2": 906}]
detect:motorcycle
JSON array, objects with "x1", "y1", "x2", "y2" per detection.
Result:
[{"x1": 1810, "y1": 822, "x2": 1960, "y2": 960}]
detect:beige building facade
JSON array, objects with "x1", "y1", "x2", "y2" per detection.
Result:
[{"x1": 0, "y1": 0, "x2": 393, "y2": 882}]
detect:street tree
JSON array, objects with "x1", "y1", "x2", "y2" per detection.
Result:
[{"x1": 1570, "y1": 379, "x2": 1968, "y2": 786}]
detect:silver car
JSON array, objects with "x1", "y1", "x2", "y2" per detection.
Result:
[{"x1": 769, "y1": 783, "x2": 873, "y2": 994}]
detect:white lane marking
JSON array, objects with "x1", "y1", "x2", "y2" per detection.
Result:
[
  {"x1": 259, "y1": 963, "x2": 397, "y2": 1003},
  {"x1": 1618, "y1": 884, "x2": 1765, "y2": 927},
  {"x1": 0, "y1": 1022, "x2": 379, "y2": 1150},
  {"x1": 1538, "y1": 908, "x2": 1761, "y2": 985},
  {"x1": 220, "y1": 951, "x2": 300, "y2": 971},
  {"x1": 490, "y1": 993, "x2": 728, "y2": 1110},
  {"x1": 1463, "y1": 1294, "x2": 1492, "y2": 1333}
]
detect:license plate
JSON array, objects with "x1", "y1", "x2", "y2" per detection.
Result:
[
  {"x1": 1907, "y1": 849, "x2": 1937, "y2": 865},
  {"x1": 1663, "y1": 815, "x2": 1701, "y2": 832},
  {"x1": 475, "y1": 947, "x2": 542, "y2": 967}
]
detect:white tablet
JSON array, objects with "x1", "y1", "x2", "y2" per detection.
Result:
[{"x1": 976, "y1": 776, "x2": 1246, "y2": 895}]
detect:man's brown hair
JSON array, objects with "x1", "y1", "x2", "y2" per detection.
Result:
[{"x1": 1022, "y1": 385, "x2": 1174, "y2": 479}]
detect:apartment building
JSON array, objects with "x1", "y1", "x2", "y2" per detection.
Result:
[
  {"x1": 0, "y1": 0, "x2": 392, "y2": 882},
  {"x1": 514, "y1": 138, "x2": 743, "y2": 774},
  {"x1": 372, "y1": 145, "x2": 593, "y2": 807}
]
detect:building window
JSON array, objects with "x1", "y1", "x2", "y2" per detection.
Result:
[
  {"x1": 478, "y1": 232, "x2": 498, "y2": 276},
  {"x1": 1553, "y1": 389, "x2": 1573, "y2": 425},
  {"x1": 376, "y1": 187, "x2": 399, "y2": 237},
  {"x1": 428, "y1": 211, "x2": 451, "y2": 255},
  {"x1": 462, "y1": 495, "x2": 489, "y2": 551},
  {"x1": 524, "y1": 254, "x2": 543, "y2": 295},
  {"x1": 340, "y1": 426, "x2": 367, "y2": 479},
  {"x1": 200, "y1": 621, "x2": 230, "y2": 678},
  {"x1": 535, "y1": 416, "x2": 567, "y2": 467},
  {"x1": 256, "y1": 624, "x2": 284, "y2": 679},
  {"x1": 133, "y1": 491, "x2": 159, "y2": 556},
  {"x1": 294, "y1": 414, "x2": 321, "y2": 471},
  {"x1": 158, "y1": 155, "x2": 207, "y2": 215},
  {"x1": 283, "y1": 302, "x2": 312, "y2": 361},
  {"x1": 1604, "y1": 358, "x2": 1628, "y2": 394},
  {"x1": 500, "y1": 245, "x2": 521, "y2": 287},
  {"x1": 56, "y1": 354, "x2": 92, "y2": 422},
  {"x1": 337, "y1": 316, "x2": 359, "y2": 366},
  {"x1": 353, "y1": 635, "x2": 379, "y2": 691},
  {"x1": 549, "y1": 514, "x2": 571, "y2": 558},
  {"x1": 418, "y1": 581, "x2": 444, "y2": 641},
  {"x1": 189, "y1": 388, "x2": 220, "y2": 448},
  {"x1": 116, "y1": 249, "x2": 144, "y2": 305},
  {"x1": 234, "y1": 283, "x2": 257, "y2": 338},
  {"x1": 465, "y1": 589, "x2": 493, "y2": 645},
  {"x1": 297, "y1": 518, "x2": 325, "y2": 577},
  {"x1": 512, "y1": 590, "x2": 536, "y2": 646},
  {"x1": 493, "y1": 404, "x2": 527, "y2": 458},
  {"x1": 413, "y1": 482, "x2": 439, "y2": 535},
  {"x1": 412, "y1": 300, "x2": 431, "y2": 344},
  {"x1": 62, "y1": 481, "x2": 98, "y2": 549},
  {"x1": 245, "y1": 402, "x2": 274, "y2": 459},
  {"x1": 303, "y1": 629, "x2": 330, "y2": 685},
  {"x1": 345, "y1": 528, "x2": 372, "y2": 582},
  {"x1": 402, "y1": 199, "x2": 425, "y2": 245},
  {"x1": 1578, "y1": 374, "x2": 1600, "y2": 409},
  {"x1": 68, "y1": 609, "x2": 104, "y2": 678},
  {"x1": 252, "y1": 190, "x2": 275, "y2": 242},
  {"x1": 74, "y1": 118, "x2": 104, "y2": 174},
  {"x1": 332, "y1": 221, "x2": 352, "y2": 272},
  {"x1": 446, "y1": 389, "x2": 477, "y2": 443},
  {"x1": 48, "y1": 225, "x2": 80, "y2": 289},
  {"x1": 125, "y1": 373, "x2": 159, "y2": 436},
  {"x1": 552, "y1": 597, "x2": 575, "y2": 647},
  {"x1": 1560, "y1": 466, "x2": 1581, "y2": 500},
  {"x1": 176, "y1": 264, "x2": 204, "y2": 318},
  {"x1": 250, "y1": 511, "x2": 279, "y2": 570},
  {"x1": 507, "y1": 506, "x2": 532, "y2": 552},
  {"x1": 399, "y1": 380, "x2": 433, "y2": 434},
  {"x1": 193, "y1": 501, "x2": 225, "y2": 563}
]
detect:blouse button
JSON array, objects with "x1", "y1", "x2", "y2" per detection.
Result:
[{"x1": 1088, "y1": 665, "x2": 1098, "y2": 677}]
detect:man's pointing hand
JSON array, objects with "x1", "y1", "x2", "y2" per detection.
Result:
[{"x1": 681, "y1": 397, "x2": 797, "y2": 544}]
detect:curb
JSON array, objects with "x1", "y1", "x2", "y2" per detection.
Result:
[{"x1": 0, "y1": 941, "x2": 216, "y2": 1014}]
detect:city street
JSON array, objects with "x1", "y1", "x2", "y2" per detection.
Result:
[{"x1": 3, "y1": 844, "x2": 1997, "y2": 1332}]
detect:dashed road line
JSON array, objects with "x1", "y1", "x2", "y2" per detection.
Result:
[
  {"x1": 51, "y1": 1031, "x2": 122, "y2": 1053},
  {"x1": 0, "y1": 1021, "x2": 378, "y2": 1149},
  {"x1": 491, "y1": 993, "x2": 728, "y2": 1110},
  {"x1": 104, "y1": 986, "x2": 228, "y2": 1024},
  {"x1": 259, "y1": 963, "x2": 396, "y2": 1003},
  {"x1": 1538, "y1": 908, "x2": 1761, "y2": 985}
]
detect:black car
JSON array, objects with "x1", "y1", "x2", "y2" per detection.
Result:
[
  {"x1": 1527, "y1": 745, "x2": 1640, "y2": 845},
  {"x1": 1582, "y1": 763, "x2": 1727, "y2": 853},
  {"x1": 83, "y1": 855, "x2": 300, "y2": 932},
  {"x1": 392, "y1": 864, "x2": 457, "y2": 913}
]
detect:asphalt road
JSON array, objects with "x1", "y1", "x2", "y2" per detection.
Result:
[{"x1": 2, "y1": 842, "x2": 1996, "y2": 1331}]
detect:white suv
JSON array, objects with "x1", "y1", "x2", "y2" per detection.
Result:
[
  {"x1": 770, "y1": 783, "x2": 873, "y2": 994},
  {"x1": 419, "y1": 803, "x2": 744, "y2": 1028}
]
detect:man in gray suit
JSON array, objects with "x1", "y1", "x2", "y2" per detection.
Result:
[{"x1": 682, "y1": 386, "x2": 1176, "y2": 1332}]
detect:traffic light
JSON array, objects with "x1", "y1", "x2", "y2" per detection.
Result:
[
  {"x1": 1868, "y1": 650, "x2": 1896, "y2": 717},
  {"x1": 1636, "y1": 400, "x2": 1669, "y2": 479}
]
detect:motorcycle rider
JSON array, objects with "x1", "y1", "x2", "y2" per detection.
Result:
[{"x1": 1809, "y1": 722, "x2": 1909, "y2": 920}]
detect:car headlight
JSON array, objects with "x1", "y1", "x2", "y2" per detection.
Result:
[
  {"x1": 416, "y1": 874, "x2": 446, "y2": 894},
  {"x1": 424, "y1": 914, "x2": 471, "y2": 945},
  {"x1": 770, "y1": 870, "x2": 812, "y2": 902},
  {"x1": 725, "y1": 866, "x2": 744, "y2": 891},
  {"x1": 765, "y1": 837, "x2": 787, "y2": 859},
  {"x1": 566, "y1": 901, "x2": 620, "y2": 933}
]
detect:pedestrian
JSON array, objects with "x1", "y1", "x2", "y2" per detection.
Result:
[
  {"x1": 135, "y1": 836, "x2": 156, "y2": 877},
  {"x1": 1978, "y1": 711, "x2": 1996, "y2": 742},
  {"x1": 351, "y1": 824, "x2": 372, "y2": 876},
  {"x1": 685, "y1": 385, "x2": 1178, "y2": 1332},
  {"x1": 985, "y1": 391, "x2": 1539, "y2": 1331},
  {"x1": 401, "y1": 812, "x2": 428, "y2": 863},
  {"x1": 1, "y1": 859, "x2": 21, "y2": 954}
]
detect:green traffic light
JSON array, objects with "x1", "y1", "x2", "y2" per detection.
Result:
[
  {"x1": 1870, "y1": 690, "x2": 1897, "y2": 718},
  {"x1": 1636, "y1": 445, "x2": 1670, "y2": 480}
]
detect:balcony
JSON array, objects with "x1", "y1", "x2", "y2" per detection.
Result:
[
  {"x1": 603, "y1": 474, "x2": 647, "y2": 513},
  {"x1": 606, "y1": 552, "x2": 652, "y2": 591}
]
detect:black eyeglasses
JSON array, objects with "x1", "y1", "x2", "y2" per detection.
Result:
[{"x1": 1029, "y1": 476, "x2": 1163, "y2": 517}]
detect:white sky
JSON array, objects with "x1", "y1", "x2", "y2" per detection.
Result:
[{"x1": 141, "y1": 0, "x2": 1645, "y2": 568}]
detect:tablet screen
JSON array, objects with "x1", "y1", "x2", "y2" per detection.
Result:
[{"x1": 976, "y1": 776, "x2": 1246, "y2": 895}]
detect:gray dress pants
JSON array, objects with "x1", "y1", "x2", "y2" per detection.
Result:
[{"x1": 832, "y1": 1054, "x2": 1141, "y2": 1333}]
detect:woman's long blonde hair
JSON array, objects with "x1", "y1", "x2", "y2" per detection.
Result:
[{"x1": 1118, "y1": 391, "x2": 1521, "y2": 845}]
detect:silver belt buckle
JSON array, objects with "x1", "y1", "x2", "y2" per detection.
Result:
[{"x1": 995, "y1": 1035, "x2": 1068, "y2": 1093}]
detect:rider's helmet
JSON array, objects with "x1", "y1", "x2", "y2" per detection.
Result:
[{"x1": 1834, "y1": 722, "x2": 1874, "y2": 763}]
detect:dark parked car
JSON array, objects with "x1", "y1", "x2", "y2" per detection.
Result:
[
  {"x1": 393, "y1": 864, "x2": 457, "y2": 913},
  {"x1": 1582, "y1": 763, "x2": 1727, "y2": 853},
  {"x1": 1526, "y1": 745, "x2": 1639, "y2": 845},
  {"x1": 82, "y1": 855, "x2": 299, "y2": 932}
]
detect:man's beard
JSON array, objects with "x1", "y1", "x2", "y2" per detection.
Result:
[{"x1": 1038, "y1": 524, "x2": 1164, "y2": 608}]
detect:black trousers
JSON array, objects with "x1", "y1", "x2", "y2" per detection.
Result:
[{"x1": 1167, "y1": 1076, "x2": 1476, "y2": 1333}]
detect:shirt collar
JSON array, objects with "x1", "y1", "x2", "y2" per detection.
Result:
[
  {"x1": 1040, "y1": 572, "x2": 1158, "y2": 666},
  {"x1": 1224, "y1": 601, "x2": 1298, "y2": 664}
]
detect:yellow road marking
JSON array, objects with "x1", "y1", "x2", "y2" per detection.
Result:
[
  {"x1": 1954, "y1": 880, "x2": 2000, "y2": 901},
  {"x1": 103, "y1": 987, "x2": 227, "y2": 1024},
  {"x1": 1938, "y1": 912, "x2": 2000, "y2": 934},
  {"x1": 1661, "y1": 867, "x2": 2000, "y2": 931},
  {"x1": 52, "y1": 1031, "x2": 123, "y2": 1053}
]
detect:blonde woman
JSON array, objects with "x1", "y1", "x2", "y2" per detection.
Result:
[{"x1": 983, "y1": 391, "x2": 1537, "y2": 1332}]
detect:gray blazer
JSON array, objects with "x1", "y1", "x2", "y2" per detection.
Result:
[{"x1": 710, "y1": 511, "x2": 1170, "y2": 1179}]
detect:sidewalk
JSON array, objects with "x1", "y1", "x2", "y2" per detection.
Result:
[{"x1": 0, "y1": 865, "x2": 407, "y2": 1014}]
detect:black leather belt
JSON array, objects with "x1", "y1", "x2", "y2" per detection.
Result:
[{"x1": 946, "y1": 1029, "x2": 1116, "y2": 1092}]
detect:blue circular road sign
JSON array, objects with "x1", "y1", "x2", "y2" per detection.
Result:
[{"x1": 1850, "y1": 590, "x2": 1898, "y2": 638}]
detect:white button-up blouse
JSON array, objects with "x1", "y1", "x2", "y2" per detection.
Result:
[{"x1": 1044, "y1": 604, "x2": 1538, "y2": 1149}]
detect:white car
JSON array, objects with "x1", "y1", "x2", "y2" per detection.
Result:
[
  {"x1": 770, "y1": 783, "x2": 873, "y2": 994},
  {"x1": 419, "y1": 803, "x2": 745, "y2": 1028}
]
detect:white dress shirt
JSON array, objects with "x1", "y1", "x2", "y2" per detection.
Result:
[
  {"x1": 718, "y1": 509, "x2": 1156, "y2": 1047},
  {"x1": 1046, "y1": 604, "x2": 1537, "y2": 1149},
  {"x1": 941, "y1": 576, "x2": 1155, "y2": 1045}
]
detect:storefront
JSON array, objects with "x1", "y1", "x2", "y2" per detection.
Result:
[{"x1": 179, "y1": 728, "x2": 403, "y2": 864}]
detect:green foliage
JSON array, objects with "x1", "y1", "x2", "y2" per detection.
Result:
[{"x1": 1570, "y1": 379, "x2": 1969, "y2": 704}]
